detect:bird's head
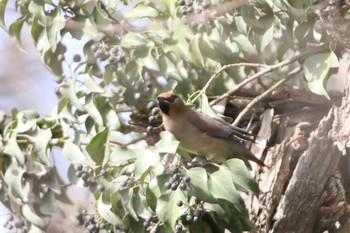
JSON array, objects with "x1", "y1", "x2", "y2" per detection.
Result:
[{"x1": 156, "y1": 92, "x2": 185, "y2": 116}]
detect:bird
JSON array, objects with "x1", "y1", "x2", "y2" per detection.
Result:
[{"x1": 156, "y1": 92, "x2": 266, "y2": 167}]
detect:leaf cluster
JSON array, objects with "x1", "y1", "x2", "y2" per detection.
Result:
[{"x1": 0, "y1": 0, "x2": 345, "y2": 232}]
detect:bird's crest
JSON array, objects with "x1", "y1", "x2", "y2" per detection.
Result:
[{"x1": 158, "y1": 92, "x2": 174, "y2": 98}]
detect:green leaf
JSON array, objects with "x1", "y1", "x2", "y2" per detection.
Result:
[
  {"x1": 84, "y1": 76, "x2": 105, "y2": 93},
  {"x1": 40, "y1": 190, "x2": 65, "y2": 217},
  {"x1": 9, "y1": 16, "x2": 26, "y2": 52},
  {"x1": 110, "y1": 146, "x2": 140, "y2": 166},
  {"x1": 0, "y1": 0, "x2": 8, "y2": 31},
  {"x1": 259, "y1": 24, "x2": 274, "y2": 52},
  {"x1": 224, "y1": 159, "x2": 259, "y2": 196},
  {"x1": 155, "y1": 131, "x2": 179, "y2": 154},
  {"x1": 46, "y1": 8, "x2": 65, "y2": 51},
  {"x1": 134, "y1": 148, "x2": 160, "y2": 180},
  {"x1": 96, "y1": 97, "x2": 120, "y2": 130},
  {"x1": 186, "y1": 167, "x2": 213, "y2": 202},
  {"x1": 86, "y1": 128, "x2": 109, "y2": 164},
  {"x1": 84, "y1": 94, "x2": 104, "y2": 126},
  {"x1": 68, "y1": 15, "x2": 98, "y2": 40},
  {"x1": 60, "y1": 78, "x2": 84, "y2": 111},
  {"x1": 189, "y1": 34, "x2": 205, "y2": 67},
  {"x1": 121, "y1": 32, "x2": 147, "y2": 48},
  {"x1": 125, "y1": 4, "x2": 159, "y2": 20},
  {"x1": 147, "y1": 174, "x2": 171, "y2": 211},
  {"x1": 63, "y1": 140, "x2": 85, "y2": 164},
  {"x1": 208, "y1": 167, "x2": 241, "y2": 204},
  {"x1": 22, "y1": 204, "x2": 47, "y2": 228},
  {"x1": 162, "y1": 0, "x2": 177, "y2": 17},
  {"x1": 28, "y1": 128, "x2": 52, "y2": 165},
  {"x1": 4, "y1": 162, "x2": 25, "y2": 201},
  {"x1": 3, "y1": 132, "x2": 25, "y2": 166},
  {"x1": 136, "y1": 47, "x2": 159, "y2": 71},
  {"x1": 97, "y1": 193, "x2": 123, "y2": 225},
  {"x1": 156, "y1": 189, "x2": 187, "y2": 231},
  {"x1": 303, "y1": 51, "x2": 339, "y2": 99},
  {"x1": 200, "y1": 94, "x2": 220, "y2": 119}
]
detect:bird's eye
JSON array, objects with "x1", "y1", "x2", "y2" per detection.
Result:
[{"x1": 167, "y1": 94, "x2": 178, "y2": 103}]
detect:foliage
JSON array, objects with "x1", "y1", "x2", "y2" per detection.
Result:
[{"x1": 0, "y1": 0, "x2": 344, "y2": 232}]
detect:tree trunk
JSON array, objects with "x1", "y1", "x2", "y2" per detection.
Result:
[{"x1": 250, "y1": 80, "x2": 350, "y2": 232}]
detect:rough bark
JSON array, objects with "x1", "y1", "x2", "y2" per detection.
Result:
[{"x1": 251, "y1": 78, "x2": 350, "y2": 232}]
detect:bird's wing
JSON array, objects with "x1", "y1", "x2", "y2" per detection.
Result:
[{"x1": 187, "y1": 110, "x2": 255, "y2": 143}]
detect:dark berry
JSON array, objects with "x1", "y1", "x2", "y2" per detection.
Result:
[
  {"x1": 143, "y1": 221, "x2": 149, "y2": 227},
  {"x1": 171, "y1": 165, "x2": 179, "y2": 174},
  {"x1": 75, "y1": 170, "x2": 83, "y2": 177},
  {"x1": 176, "y1": 200, "x2": 183, "y2": 207},
  {"x1": 97, "y1": 184, "x2": 105, "y2": 192},
  {"x1": 91, "y1": 44, "x2": 98, "y2": 52},
  {"x1": 150, "y1": 107, "x2": 159, "y2": 116},
  {"x1": 75, "y1": 164, "x2": 83, "y2": 171},
  {"x1": 175, "y1": 224, "x2": 183, "y2": 232},
  {"x1": 73, "y1": 54, "x2": 81, "y2": 62},
  {"x1": 186, "y1": 213, "x2": 193, "y2": 222},
  {"x1": 194, "y1": 207, "x2": 204, "y2": 216},
  {"x1": 88, "y1": 178, "x2": 97, "y2": 186},
  {"x1": 97, "y1": 32, "x2": 106, "y2": 41},
  {"x1": 81, "y1": 171, "x2": 89, "y2": 180},
  {"x1": 148, "y1": 115, "x2": 155, "y2": 122},
  {"x1": 15, "y1": 220, "x2": 24, "y2": 228},
  {"x1": 193, "y1": 216, "x2": 199, "y2": 222},
  {"x1": 179, "y1": 182, "x2": 187, "y2": 190},
  {"x1": 99, "y1": 223, "x2": 105, "y2": 229},
  {"x1": 184, "y1": 176, "x2": 191, "y2": 182},
  {"x1": 147, "y1": 101, "x2": 157, "y2": 110},
  {"x1": 202, "y1": 1, "x2": 211, "y2": 9},
  {"x1": 171, "y1": 182, "x2": 178, "y2": 191},
  {"x1": 100, "y1": 169, "x2": 108, "y2": 177},
  {"x1": 165, "y1": 181, "x2": 172, "y2": 189},
  {"x1": 178, "y1": 0, "x2": 186, "y2": 5},
  {"x1": 75, "y1": 211, "x2": 83, "y2": 220},
  {"x1": 147, "y1": 126, "x2": 153, "y2": 133},
  {"x1": 121, "y1": 180, "x2": 128, "y2": 187}
]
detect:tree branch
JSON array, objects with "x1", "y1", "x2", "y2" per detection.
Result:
[
  {"x1": 233, "y1": 66, "x2": 302, "y2": 125},
  {"x1": 210, "y1": 43, "x2": 331, "y2": 106}
]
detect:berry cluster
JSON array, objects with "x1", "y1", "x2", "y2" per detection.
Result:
[
  {"x1": 185, "y1": 198, "x2": 205, "y2": 223},
  {"x1": 177, "y1": 0, "x2": 213, "y2": 32},
  {"x1": 75, "y1": 164, "x2": 108, "y2": 192},
  {"x1": 143, "y1": 215, "x2": 159, "y2": 233},
  {"x1": 75, "y1": 210, "x2": 112, "y2": 233},
  {"x1": 146, "y1": 100, "x2": 161, "y2": 130},
  {"x1": 3, "y1": 215, "x2": 27, "y2": 232},
  {"x1": 165, "y1": 165, "x2": 191, "y2": 191},
  {"x1": 91, "y1": 33, "x2": 126, "y2": 68}
]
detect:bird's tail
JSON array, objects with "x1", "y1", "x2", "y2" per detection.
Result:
[{"x1": 242, "y1": 152, "x2": 267, "y2": 167}]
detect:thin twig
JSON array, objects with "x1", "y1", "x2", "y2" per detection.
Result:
[
  {"x1": 189, "y1": 63, "x2": 268, "y2": 105},
  {"x1": 233, "y1": 66, "x2": 302, "y2": 125},
  {"x1": 211, "y1": 44, "x2": 330, "y2": 106},
  {"x1": 202, "y1": 63, "x2": 268, "y2": 93}
]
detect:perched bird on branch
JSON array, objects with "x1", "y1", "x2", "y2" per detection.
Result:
[{"x1": 156, "y1": 92, "x2": 266, "y2": 167}]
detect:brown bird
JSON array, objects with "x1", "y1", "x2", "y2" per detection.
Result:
[{"x1": 156, "y1": 92, "x2": 266, "y2": 167}]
